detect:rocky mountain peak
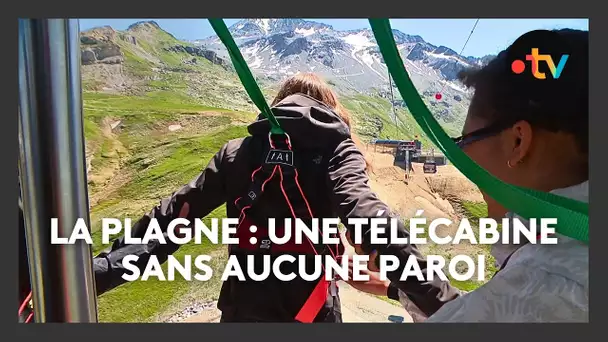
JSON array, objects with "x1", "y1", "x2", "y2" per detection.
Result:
[
  {"x1": 127, "y1": 20, "x2": 161, "y2": 31},
  {"x1": 198, "y1": 19, "x2": 495, "y2": 98},
  {"x1": 80, "y1": 26, "x2": 117, "y2": 43},
  {"x1": 229, "y1": 18, "x2": 333, "y2": 38}
]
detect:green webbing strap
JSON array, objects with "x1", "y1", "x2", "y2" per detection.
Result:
[
  {"x1": 368, "y1": 19, "x2": 588, "y2": 243},
  {"x1": 208, "y1": 19, "x2": 284, "y2": 135}
]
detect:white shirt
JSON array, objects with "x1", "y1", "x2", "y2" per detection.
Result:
[{"x1": 412, "y1": 182, "x2": 589, "y2": 322}]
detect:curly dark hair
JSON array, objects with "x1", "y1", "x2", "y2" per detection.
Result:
[{"x1": 457, "y1": 29, "x2": 588, "y2": 153}]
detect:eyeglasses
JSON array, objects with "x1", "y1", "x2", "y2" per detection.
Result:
[{"x1": 451, "y1": 120, "x2": 518, "y2": 149}]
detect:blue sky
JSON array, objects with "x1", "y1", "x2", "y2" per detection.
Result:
[{"x1": 79, "y1": 18, "x2": 588, "y2": 57}]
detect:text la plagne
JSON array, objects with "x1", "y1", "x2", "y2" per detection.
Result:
[{"x1": 51, "y1": 212, "x2": 558, "y2": 246}]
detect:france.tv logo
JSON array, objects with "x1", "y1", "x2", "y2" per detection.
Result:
[{"x1": 511, "y1": 48, "x2": 569, "y2": 79}]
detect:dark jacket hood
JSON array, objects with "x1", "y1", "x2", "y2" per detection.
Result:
[{"x1": 247, "y1": 93, "x2": 351, "y2": 149}]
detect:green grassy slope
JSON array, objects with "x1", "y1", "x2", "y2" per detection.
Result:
[
  {"x1": 451, "y1": 201, "x2": 498, "y2": 291},
  {"x1": 83, "y1": 91, "x2": 252, "y2": 321},
  {"x1": 342, "y1": 94, "x2": 433, "y2": 146}
]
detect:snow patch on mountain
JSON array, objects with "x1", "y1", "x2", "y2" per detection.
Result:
[
  {"x1": 342, "y1": 32, "x2": 376, "y2": 50},
  {"x1": 295, "y1": 27, "x2": 316, "y2": 37},
  {"x1": 259, "y1": 19, "x2": 271, "y2": 34}
]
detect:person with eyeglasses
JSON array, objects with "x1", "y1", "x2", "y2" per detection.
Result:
[
  {"x1": 345, "y1": 28, "x2": 588, "y2": 323},
  {"x1": 429, "y1": 29, "x2": 587, "y2": 322}
]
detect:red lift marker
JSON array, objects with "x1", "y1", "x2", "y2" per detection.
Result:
[{"x1": 435, "y1": 93, "x2": 442, "y2": 100}]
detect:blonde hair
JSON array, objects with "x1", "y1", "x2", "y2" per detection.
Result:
[
  {"x1": 271, "y1": 73, "x2": 351, "y2": 126},
  {"x1": 272, "y1": 73, "x2": 371, "y2": 171}
]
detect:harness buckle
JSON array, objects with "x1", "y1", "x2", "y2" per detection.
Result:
[
  {"x1": 266, "y1": 132, "x2": 294, "y2": 167},
  {"x1": 268, "y1": 132, "x2": 292, "y2": 149}
]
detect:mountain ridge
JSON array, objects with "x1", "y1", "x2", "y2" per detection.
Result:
[
  {"x1": 196, "y1": 18, "x2": 492, "y2": 113},
  {"x1": 79, "y1": 19, "x2": 480, "y2": 142}
]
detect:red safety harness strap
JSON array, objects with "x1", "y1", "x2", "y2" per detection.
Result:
[
  {"x1": 295, "y1": 277, "x2": 330, "y2": 323},
  {"x1": 19, "y1": 291, "x2": 34, "y2": 323},
  {"x1": 233, "y1": 133, "x2": 339, "y2": 323}
]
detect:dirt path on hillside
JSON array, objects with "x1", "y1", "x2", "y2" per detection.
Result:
[
  {"x1": 363, "y1": 145, "x2": 482, "y2": 237},
  {"x1": 178, "y1": 281, "x2": 410, "y2": 323},
  {"x1": 87, "y1": 117, "x2": 131, "y2": 207},
  {"x1": 175, "y1": 236, "x2": 411, "y2": 323},
  {"x1": 86, "y1": 112, "x2": 243, "y2": 208},
  {"x1": 338, "y1": 282, "x2": 411, "y2": 323},
  {"x1": 362, "y1": 145, "x2": 489, "y2": 260}
]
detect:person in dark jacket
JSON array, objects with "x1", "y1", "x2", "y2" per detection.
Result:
[{"x1": 104, "y1": 72, "x2": 461, "y2": 322}]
